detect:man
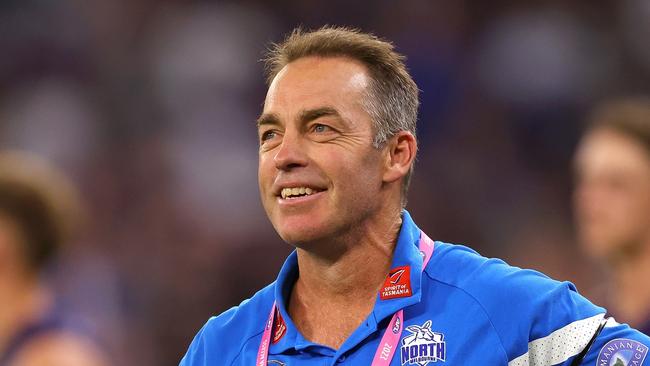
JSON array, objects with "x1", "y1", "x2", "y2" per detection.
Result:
[
  {"x1": 181, "y1": 27, "x2": 650, "y2": 365},
  {"x1": 574, "y1": 98, "x2": 650, "y2": 335},
  {"x1": 0, "y1": 151, "x2": 107, "y2": 366}
]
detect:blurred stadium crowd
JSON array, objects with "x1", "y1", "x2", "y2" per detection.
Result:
[{"x1": 1, "y1": 0, "x2": 649, "y2": 364}]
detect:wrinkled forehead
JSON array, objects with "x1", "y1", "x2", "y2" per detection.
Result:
[{"x1": 263, "y1": 56, "x2": 371, "y2": 115}]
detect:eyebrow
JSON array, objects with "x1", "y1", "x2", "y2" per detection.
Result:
[
  {"x1": 256, "y1": 106, "x2": 341, "y2": 128},
  {"x1": 299, "y1": 107, "x2": 340, "y2": 123},
  {"x1": 256, "y1": 113, "x2": 280, "y2": 128}
]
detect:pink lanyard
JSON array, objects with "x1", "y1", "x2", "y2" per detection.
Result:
[{"x1": 256, "y1": 231, "x2": 435, "y2": 366}]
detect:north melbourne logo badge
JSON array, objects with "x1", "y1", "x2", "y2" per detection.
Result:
[{"x1": 400, "y1": 320, "x2": 446, "y2": 365}]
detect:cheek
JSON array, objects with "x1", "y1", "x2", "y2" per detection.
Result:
[
  {"x1": 336, "y1": 149, "x2": 378, "y2": 177},
  {"x1": 0, "y1": 230, "x2": 22, "y2": 272},
  {"x1": 332, "y1": 152, "x2": 384, "y2": 200},
  {"x1": 258, "y1": 154, "x2": 273, "y2": 188},
  {"x1": 614, "y1": 186, "x2": 648, "y2": 218},
  {"x1": 591, "y1": 189, "x2": 650, "y2": 247},
  {"x1": 257, "y1": 156, "x2": 278, "y2": 217},
  {"x1": 624, "y1": 192, "x2": 650, "y2": 232}
]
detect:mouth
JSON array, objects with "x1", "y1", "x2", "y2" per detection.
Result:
[{"x1": 279, "y1": 186, "x2": 325, "y2": 200}]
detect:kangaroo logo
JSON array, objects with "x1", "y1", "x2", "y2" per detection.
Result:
[{"x1": 400, "y1": 320, "x2": 446, "y2": 365}]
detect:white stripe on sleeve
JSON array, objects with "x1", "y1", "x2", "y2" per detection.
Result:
[{"x1": 508, "y1": 313, "x2": 605, "y2": 366}]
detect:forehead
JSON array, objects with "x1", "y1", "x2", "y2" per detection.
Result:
[
  {"x1": 263, "y1": 56, "x2": 371, "y2": 115},
  {"x1": 576, "y1": 128, "x2": 650, "y2": 176}
]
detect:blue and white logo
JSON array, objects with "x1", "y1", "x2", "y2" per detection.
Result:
[
  {"x1": 597, "y1": 338, "x2": 648, "y2": 366},
  {"x1": 400, "y1": 320, "x2": 446, "y2": 365}
]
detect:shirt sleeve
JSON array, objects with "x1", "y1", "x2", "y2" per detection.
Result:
[
  {"x1": 433, "y1": 246, "x2": 612, "y2": 365},
  {"x1": 497, "y1": 278, "x2": 609, "y2": 366},
  {"x1": 574, "y1": 318, "x2": 650, "y2": 366},
  {"x1": 489, "y1": 271, "x2": 650, "y2": 366}
]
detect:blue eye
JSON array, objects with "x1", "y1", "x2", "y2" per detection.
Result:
[
  {"x1": 260, "y1": 130, "x2": 276, "y2": 142},
  {"x1": 313, "y1": 124, "x2": 328, "y2": 132}
]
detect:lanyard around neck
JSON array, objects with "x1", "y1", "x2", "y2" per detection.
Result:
[
  {"x1": 255, "y1": 231, "x2": 434, "y2": 366},
  {"x1": 256, "y1": 231, "x2": 435, "y2": 366}
]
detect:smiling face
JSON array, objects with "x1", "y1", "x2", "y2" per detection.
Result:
[
  {"x1": 574, "y1": 128, "x2": 650, "y2": 261},
  {"x1": 258, "y1": 56, "x2": 391, "y2": 246}
]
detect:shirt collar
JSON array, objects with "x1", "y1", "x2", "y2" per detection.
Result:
[
  {"x1": 270, "y1": 251, "x2": 306, "y2": 354},
  {"x1": 371, "y1": 209, "x2": 424, "y2": 324},
  {"x1": 269, "y1": 209, "x2": 424, "y2": 354}
]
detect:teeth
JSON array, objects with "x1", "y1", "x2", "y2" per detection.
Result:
[{"x1": 280, "y1": 187, "x2": 318, "y2": 199}]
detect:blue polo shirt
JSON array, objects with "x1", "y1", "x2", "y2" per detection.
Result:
[{"x1": 180, "y1": 211, "x2": 650, "y2": 365}]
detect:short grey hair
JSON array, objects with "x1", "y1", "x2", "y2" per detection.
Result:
[{"x1": 264, "y1": 26, "x2": 420, "y2": 206}]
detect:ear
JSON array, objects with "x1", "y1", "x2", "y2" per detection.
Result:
[{"x1": 382, "y1": 131, "x2": 417, "y2": 184}]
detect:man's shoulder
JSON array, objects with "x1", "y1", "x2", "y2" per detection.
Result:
[
  {"x1": 425, "y1": 242, "x2": 605, "y2": 361},
  {"x1": 427, "y1": 241, "x2": 602, "y2": 313},
  {"x1": 212, "y1": 281, "x2": 275, "y2": 331},
  {"x1": 180, "y1": 281, "x2": 276, "y2": 366},
  {"x1": 427, "y1": 241, "x2": 568, "y2": 296}
]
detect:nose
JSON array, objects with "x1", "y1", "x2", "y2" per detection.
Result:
[{"x1": 273, "y1": 131, "x2": 308, "y2": 171}]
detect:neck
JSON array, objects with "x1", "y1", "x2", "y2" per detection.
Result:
[
  {"x1": 295, "y1": 209, "x2": 402, "y2": 300},
  {"x1": 288, "y1": 208, "x2": 403, "y2": 348},
  {"x1": 0, "y1": 272, "x2": 51, "y2": 356},
  {"x1": 607, "y1": 239, "x2": 650, "y2": 327}
]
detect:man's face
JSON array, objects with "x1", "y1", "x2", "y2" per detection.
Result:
[
  {"x1": 574, "y1": 128, "x2": 650, "y2": 261},
  {"x1": 258, "y1": 56, "x2": 387, "y2": 245}
]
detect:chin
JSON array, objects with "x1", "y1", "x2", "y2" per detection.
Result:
[
  {"x1": 583, "y1": 243, "x2": 610, "y2": 262},
  {"x1": 273, "y1": 216, "x2": 332, "y2": 246},
  {"x1": 580, "y1": 233, "x2": 616, "y2": 261},
  {"x1": 277, "y1": 228, "x2": 322, "y2": 246}
]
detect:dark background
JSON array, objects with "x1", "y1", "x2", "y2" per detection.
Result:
[{"x1": 1, "y1": 0, "x2": 649, "y2": 364}]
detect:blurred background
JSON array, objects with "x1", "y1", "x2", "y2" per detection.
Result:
[{"x1": 1, "y1": 0, "x2": 649, "y2": 364}]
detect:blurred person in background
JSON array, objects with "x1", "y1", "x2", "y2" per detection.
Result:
[
  {"x1": 574, "y1": 98, "x2": 650, "y2": 335},
  {"x1": 0, "y1": 151, "x2": 107, "y2": 366},
  {"x1": 181, "y1": 26, "x2": 650, "y2": 366}
]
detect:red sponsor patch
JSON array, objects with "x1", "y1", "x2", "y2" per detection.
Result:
[
  {"x1": 272, "y1": 307, "x2": 287, "y2": 344},
  {"x1": 380, "y1": 266, "x2": 412, "y2": 300}
]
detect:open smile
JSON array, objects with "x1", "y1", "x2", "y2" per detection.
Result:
[
  {"x1": 276, "y1": 186, "x2": 327, "y2": 205},
  {"x1": 280, "y1": 186, "x2": 324, "y2": 199}
]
